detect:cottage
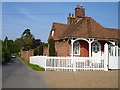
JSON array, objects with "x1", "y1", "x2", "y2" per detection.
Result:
[
  {"x1": 30, "y1": 5, "x2": 120, "y2": 71},
  {"x1": 48, "y1": 5, "x2": 120, "y2": 59}
]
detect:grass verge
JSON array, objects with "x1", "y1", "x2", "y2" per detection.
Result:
[
  {"x1": 23, "y1": 59, "x2": 45, "y2": 71},
  {"x1": 17, "y1": 55, "x2": 45, "y2": 71}
]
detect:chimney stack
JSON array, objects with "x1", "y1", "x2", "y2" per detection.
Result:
[
  {"x1": 75, "y1": 4, "x2": 85, "y2": 21},
  {"x1": 71, "y1": 14, "x2": 75, "y2": 24},
  {"x1": 67, "y1": 13, "x2": 71, "y2": 25},
  {"x1": 67, "y1": 13, "x2": 75, "y2": 25}
]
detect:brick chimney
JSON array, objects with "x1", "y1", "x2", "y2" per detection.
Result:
[
  {"x1": 67, "y1": 13, "x2": 71, "y2": 25},
  {"x1": 75, "y1": 4, "x2": 85, "y2": 21},
  {"x1": 67, "y1": 13, "x2": 75, "y2": 25},
  {"x1": 71, "y1": 14, "x2": 75, "y2": 24}
]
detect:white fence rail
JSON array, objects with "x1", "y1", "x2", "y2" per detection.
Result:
[
  {"x1": 30, "y1": 56, "x2": 104, "y2": 71},
  {"x1": 46, "y1": 56, "x2": 104, "y2": 71}
]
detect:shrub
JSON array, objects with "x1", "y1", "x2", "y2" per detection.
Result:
[
  {"x1": 48, "y1": 38, "x2": 56, "y2": 56},
  {"x1": 33, "y1": 45, "x2": 43, "y2": 56}
]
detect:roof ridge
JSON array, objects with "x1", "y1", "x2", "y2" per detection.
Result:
[{"x1": 53, "y1": 22, "x2": 68, "y2": 26}]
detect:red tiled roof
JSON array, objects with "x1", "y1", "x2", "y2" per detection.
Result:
[
  {"x1": 49, "y1": 17, "x2": 119, "y2": 40},
  {"x1": 48, "y1": 22, "x2": 69, "y2": 40},
  {"x1": 60, "y1": 16, "x2": 119, "y2": 40}
]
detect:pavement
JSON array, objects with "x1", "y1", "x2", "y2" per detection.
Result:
[
  {"x1": 2, "y1": 58, "x2": 47, "y2": 88},
  {"x1": 41, "y1": 70, "x2": 119, "y2": 88},
  {"x1": 2, "y1": 57, "x2": 119, "y2": 88}
]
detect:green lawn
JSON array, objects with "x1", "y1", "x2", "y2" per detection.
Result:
[
  {"x1": 23, "y1": 59, "x2": 45, "y2": 71},
  {"x1": 17, "y1": 55, "x2": 45, "y2": 71}
]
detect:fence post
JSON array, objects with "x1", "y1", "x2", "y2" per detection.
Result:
[
  {"x1": 104, "y1": 43, "x2": 108, "y2": 71},
  {"x1": 44, "y1": 56, "x2": 47, "y2": 71},
  {"x1": 73, "y1": 57, "x2": 76, "y2": 71}
]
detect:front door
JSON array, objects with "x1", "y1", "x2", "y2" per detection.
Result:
[{"x1": 92, "y1": 42, "x2": 101, "y2": 63}]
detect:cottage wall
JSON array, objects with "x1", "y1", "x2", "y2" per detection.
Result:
[
  {"x1": 43, "y1": 46, "x2": 48, "y2": 56},
  {"x1": 80, "y1": 40, "x2": 89, "y2": 57},
  {"x1": 55, "y1": 40, "x2": 70, "y2": 56},
  {"x1": 51, "y1": 39, "x2": 111, "y2": 57}
]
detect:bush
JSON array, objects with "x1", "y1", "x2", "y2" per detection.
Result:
[
  {"x1": 34, "y1": 48, "x2": 38, "y2": 56},
  {"x1": 48, "y1": 38, "x2": 56, "y2": 56},
  {"x1": 33, "y1": 45, "x2": 43, "y2": 56},
  {"x1": 2, "y1": 47, "x2": 11, "y2": 64}
]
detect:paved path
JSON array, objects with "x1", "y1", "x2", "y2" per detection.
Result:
[
  {"x1": 41, "y1": 71, "x2": 118, "y2": 88},
  {"x1": 2, "y1": 58, "x2": 47, "y2": 88}
]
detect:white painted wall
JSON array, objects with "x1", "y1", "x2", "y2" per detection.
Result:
[{"x1": 30, "y1": 56, "x2": 47, "y2": 68}]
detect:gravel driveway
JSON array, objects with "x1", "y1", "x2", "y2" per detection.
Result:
[{"x1": 41, "y1": 70, "x2": 118, "y2": 88}]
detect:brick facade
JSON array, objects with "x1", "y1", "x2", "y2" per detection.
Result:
[
  {"x1": 20, "y1": 50, "x2": 33, "y2": 60},
  {"x1": 55, "y1": 40, "x2": 70, "y2": 56},
  {"x1": 43, "y1": 46, "x2": 48, "y2": 56},
  {"x1": 80, "y1": 40, "x2": 89, "y2": 57},
  {"x1": 47, "y1": 5, "x2": 119, "y2": 57}
]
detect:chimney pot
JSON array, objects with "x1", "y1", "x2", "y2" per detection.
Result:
[
  {"x1": 72, "y1": 14, "x2": 74, "y2": 18},
  {"x1": 69, "y1": 13, "x2": 71, "y2": 17}
]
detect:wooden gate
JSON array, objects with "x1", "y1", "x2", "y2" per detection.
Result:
[{"x1": 108, "y1": 45, "x2": 120, "y2": 69}]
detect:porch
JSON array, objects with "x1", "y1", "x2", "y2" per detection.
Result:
[{"x1": 30, "y1": 43, "x2": 120, "y2": 71}]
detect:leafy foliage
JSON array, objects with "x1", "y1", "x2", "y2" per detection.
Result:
[
  {"x1": 22, "y1": 58, "x2": 45, "y2": 71},
  {"x1": 14, "y1": 38, "x2": 22, "y2": 53},
  {"x1": 2, "y1": 46, "x2": 11, "y2": 63},
  {"x1": 2, "y1": 38, "x2": 11, "y2": 64},
  {"x1": 48, "y1": 38, "x2": 56, "y2": 56},
  {"x1": 33, "y1": 45, "x2": 43, "y2": 56},
  {"x1": 21, "y1": 29, "x2": 35, "y2": 51}
]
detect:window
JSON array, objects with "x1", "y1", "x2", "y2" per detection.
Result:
[
  {"x1": 51, "y1": 30, "x2": 54, "y2": 36},
  {"x1": 92, "y1": 42, "x2": 100, "y2": 53},
  {"x1": 73, "y1": 41, "x2": 80, "y2": 55}
]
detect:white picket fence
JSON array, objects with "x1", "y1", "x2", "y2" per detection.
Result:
[
  {"x1": 30, "y1": 43, "x2": 120, "y2": 71},
  {"x1": 30, "y1": 56, "x2": 105, "y2": 71},
  {"x1": 46, "y1": 56, "x2": 104, "y2": 71}
]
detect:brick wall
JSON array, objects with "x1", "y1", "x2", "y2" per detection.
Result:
[
  {"x1": 20, "y1": 50, "x2": 33, "y2": 60},
  {"x1": 55, "y1": 40, "x2": 89, "y2": 57},
  {"x1": 43, "y1": 46, "x2": 48, "y2": 56},
  {"x1": 55, "y1": 40, "x2": 70, "y2": 56},
  {"x1": 48, "y1": 39, "x2": 108, "y2": 57},
  {"x1": 80, "y1": 40, "x2": 89, "y2": 57}
]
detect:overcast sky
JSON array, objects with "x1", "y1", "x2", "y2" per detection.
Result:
[{"x1": 2, "y1": 2, "x2": 118, "y2": 42}]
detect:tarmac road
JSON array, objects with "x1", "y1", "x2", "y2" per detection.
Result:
[{"x1": 2, "y1": 58, "x2": 47, "y2": 88}]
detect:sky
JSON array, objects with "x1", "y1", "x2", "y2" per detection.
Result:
[{"x1": 2, "y1": 2, "x2": 118, "y2": 43}]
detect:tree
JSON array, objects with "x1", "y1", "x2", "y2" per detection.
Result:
[
  {"x1": 38, "y1": 45, "x2": 43, "y2": 55},
  {"x1": 7, "y1": 40, "x2": 15, "y2": 54},
  {"x1": 21, "y1": 29, "x2": 35, "y2": 51},
  {"x1": 33, "y1": 45, "x2": 43, "y2": 56},
  {"x1": 32, "y1": 39, "x2": 42, "y2": 49},
  {"x1": 48, "y1": 38, "x2": 56, "y2": 56},
  {"x1": 14, "y1": 38, "x2": 22, "y2": 53},
  {"x1": 2, "y1": 46, "x2": 11, "y2": 63},
  {"x1": 3, "y1": 36, "x2": 8, "y2": 48},
  {"x1": 2, "y1": 38, "x2": 11, "y2": 64}
]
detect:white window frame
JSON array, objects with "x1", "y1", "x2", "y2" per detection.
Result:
[
  {"x1": 73, "y1": 41, "x2": 80, "y2": 55},
  {"x1": 92, "y1": 42, "x2": 101, "y2": 53},
  {"x1": 51, "y1": 30, "x2": 54, "y2": 36}
]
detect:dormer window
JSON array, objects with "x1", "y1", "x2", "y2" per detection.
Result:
[{"x1": 51, "y1": 30, "x2": 54, "y2": 36}]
